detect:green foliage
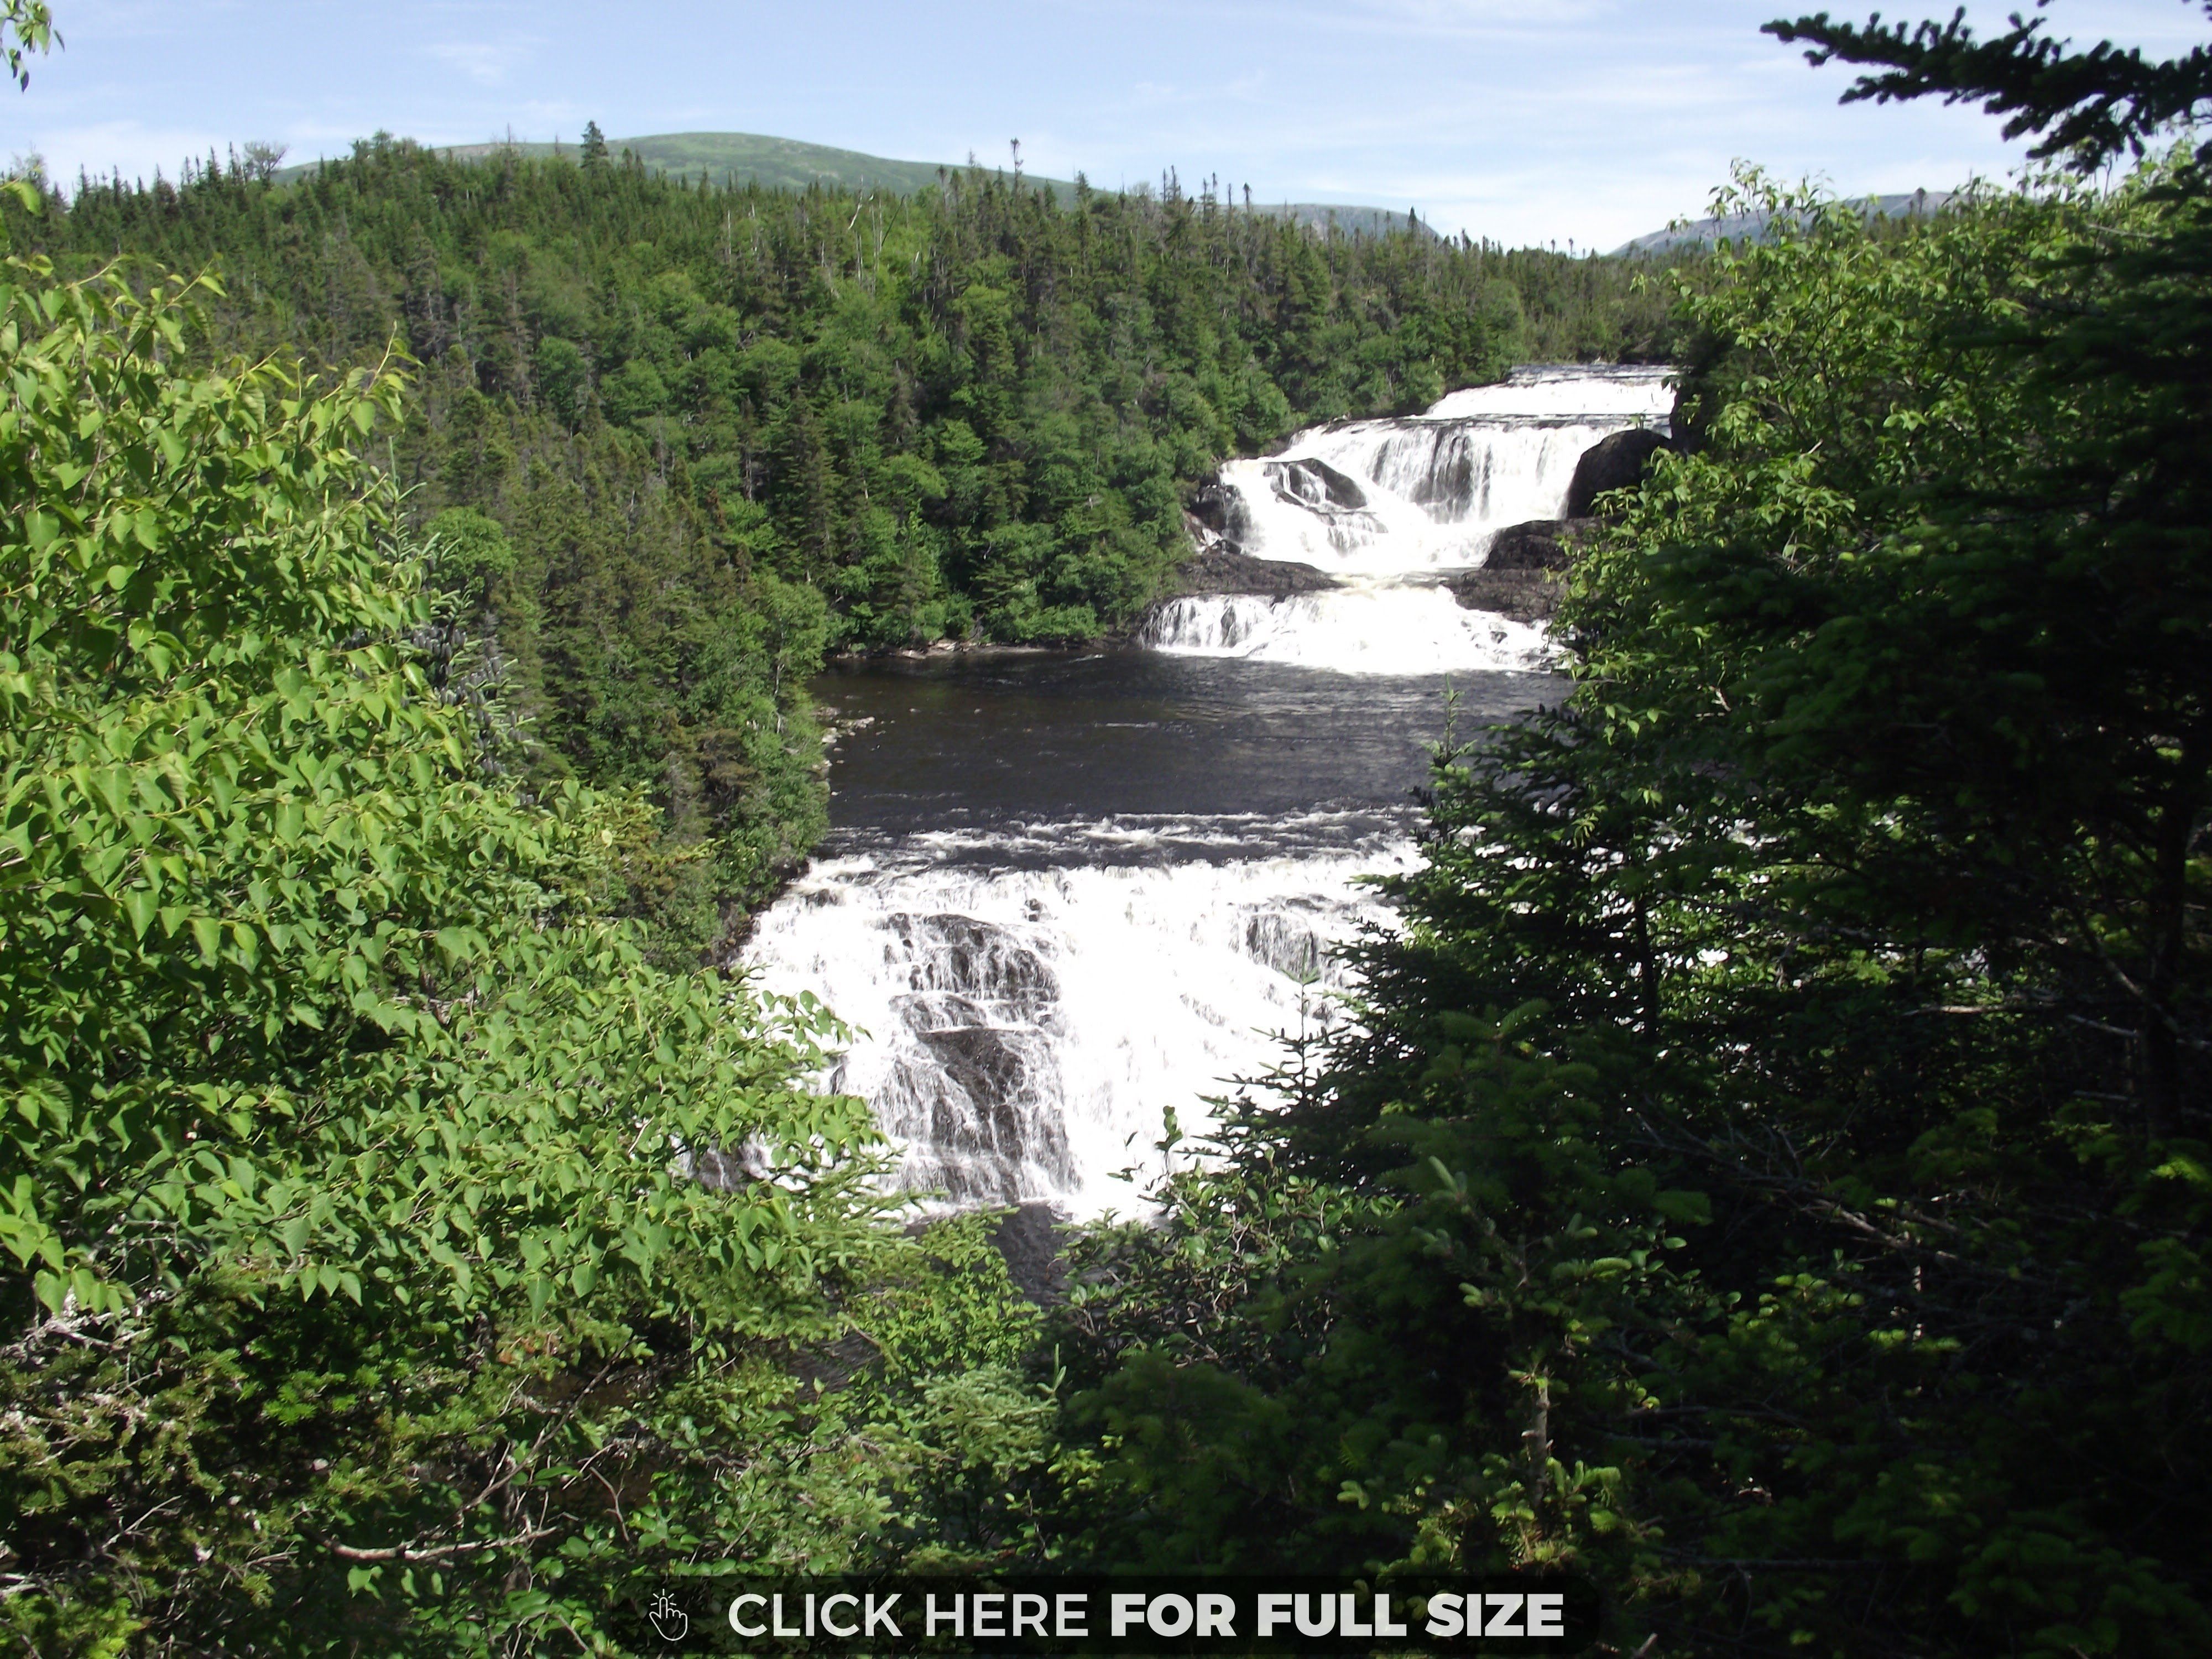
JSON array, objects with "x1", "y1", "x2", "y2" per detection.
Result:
[
  {"x1": 1, "y1": 0, "x2": 54, "y2": 92},
  {"x1": 0, "y1": 255, "x2": 1047, "y2": 1655},
  {"x1": 423, "y1": 504, "x2": 513, "y2": 601},
  {"x1": 855, "y1": 1215, "x2": 1057, "y2": 1569}
]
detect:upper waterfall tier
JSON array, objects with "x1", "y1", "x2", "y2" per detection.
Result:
[
  {"x1": 1426, "y1": 362, "x2": 1675, "y2": 420},
  {"x1": 1208, "y1": 363, "x2": 1672, "y2": 576}
]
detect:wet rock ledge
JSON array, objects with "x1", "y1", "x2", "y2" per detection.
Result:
[
  {"x1": 1170, "y1": 540, "x2": 1340, "y2": 598},
  {"x1": 1438, "y1": 515, "x2": 1597, "y2": 624}
]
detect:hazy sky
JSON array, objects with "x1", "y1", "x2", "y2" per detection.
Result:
[{"x1": 3, "y1": 1, "x2": 2201, "y2": 251}]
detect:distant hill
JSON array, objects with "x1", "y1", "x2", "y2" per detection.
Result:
[
  {"x1": 1613, "y1": 190, "x2": 1953, "y2": 255},
  {"x1": 1268, "y1": 202, "x2": 1438, "y2": 239},
  {"x1": 280, "y1": 129, "x2": 1438, "y2": 237},
  {"x1": 424, "y1": 131, "x2": 975, "y2": 197}
]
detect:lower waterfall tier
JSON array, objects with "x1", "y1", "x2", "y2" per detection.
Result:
[{"x1": 742, "y1": 813, "x2": 1413, "y2": 1214}]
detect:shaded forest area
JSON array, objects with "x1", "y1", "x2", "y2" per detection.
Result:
[{"x1": 9, "y1": 142, "x2": 1687, "y2": 953}]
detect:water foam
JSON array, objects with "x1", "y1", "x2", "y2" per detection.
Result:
[
  {"x1": 1141, "y1": 586, "x2": 1552, "y2": 674},
  {"x1": 1425, "y1": 362, "x2": 1675, "y2": 421},
  {"x1": 743, "y1": 817, "x2": 1413, "y2": 1215}
]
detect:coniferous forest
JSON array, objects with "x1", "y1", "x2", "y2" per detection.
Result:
[{"x1": 1, "y1": 1, "x2": 2208, "y2": 1655}]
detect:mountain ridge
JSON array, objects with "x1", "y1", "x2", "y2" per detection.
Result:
[
  {"x1": 279, "y1": 128, "x2": 1440, "y2": 238},
  {"x1": 1613, "y1": 189, "x2": 1954, "y2": 255}
]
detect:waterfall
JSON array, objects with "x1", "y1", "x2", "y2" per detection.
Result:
[
  {"x1": 1426, "y1": 363, "x2": 1677, "y2": 421},
  {"x1": 1206, "y1": 364, "x2": 1670, "y2": 576},
  {"x1": 743, "y1": 815, "x2": 1412, "y2": 1215},
  {"x1": 1140, "y1": 586, "x2": 1551, "y2": 674},
  {"x1": 1163, "y1": 363, "x2": 1672, "y2": 672},
  {"x1": 743, "y1": 366, "x2": 1646, "y2": 1219}
]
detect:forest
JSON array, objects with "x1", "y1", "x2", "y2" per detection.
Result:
[
  {"x1": 2, "y1": 0, "x2": 2207, "y2": 1655},
  {"x1": 2, "y1": 118, "x2": 1682, "y2": 957}
]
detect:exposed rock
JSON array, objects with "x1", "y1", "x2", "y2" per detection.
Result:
[
  {"x1": 917, "y1": 1026, "x2": 1033, "y2": 1129},
  {"x1": 1171, "y1": 540, "x2": 1340, "y2": 597},
  {"x1": 990, "y1": 1202, "x2": 1069, "y2": 1305},
  {"x1": 1187, "y1": 481, "x2": 1244, "y2": 537},
  {"x1": 890, "y1": 1022, "x2": 1076, "y2": 1198},
  {"x1": 890, "y1": 912, "x2": 1060, "y2": 1023},
  {"x1": 1266, "y1": 455, "x2": 1367, "y2": 511},
  {"x1": 1464, "y1": 509, "x2": 1605, "y2": 618},
  {"x1": 1484, "y1": 516, "x2": 1595, "y2": 571},
  {"x1": 1441, "y1": 568, "x2": 1563, "y2": 625},
  {"x1": 1670, "y1": 381, "x2": 1708, "y2": 455},
  {"x1": 1566, "y1": 427, "x2": 1670, "y2": 519},
  {"x1": 1241, "y1": 904, "x2": 1329, "y2": 981},
  {"x1": 688, "y1": 1142, "x2": 770, "y2": 1190}
]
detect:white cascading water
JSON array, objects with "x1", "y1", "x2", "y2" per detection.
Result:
[
  {"x1": 1146, "y1": 362, "x2": 1672, "y2": 674},
  {"x1": 743, "y1": 816, "x2": 1412, "y2": 1216},
  {"x1": 1141, "y1": 587, "x2": 1551, "y2": 675},
  {"x1": 1424, "y1": 364, "x2": 1679, "y2": 421}
]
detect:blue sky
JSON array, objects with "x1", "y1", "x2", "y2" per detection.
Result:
[{"x1": 3, "y1": 1, "x2": 2201, "y2": 250}]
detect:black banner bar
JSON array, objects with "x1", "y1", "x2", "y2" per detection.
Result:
[{"x1": 612, "y1": 1574, "x2": 1601, "y2": 1655}]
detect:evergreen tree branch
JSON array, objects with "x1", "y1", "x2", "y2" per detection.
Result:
[{"x1": 1766, "y1": 4, "x2": 2212, "y2": 168}]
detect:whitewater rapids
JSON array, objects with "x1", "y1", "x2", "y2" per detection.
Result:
[
  {"x1": 743, "y1": 815, "x2": 1412, "y2": 1217},
  {"x1": 1140, "y1": 586, "x2": 1552, "y2": 674}
]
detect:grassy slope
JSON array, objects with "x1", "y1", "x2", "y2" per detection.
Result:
[{"x1": 439, "y1": 131, "x2": 994, "y2": 195}]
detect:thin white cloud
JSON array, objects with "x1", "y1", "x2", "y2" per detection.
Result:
[
  {"x1": 421, "y1": 39, "x2": 530, "y2": 86},
  {"x1": 4, "y1": 0, "x2": 2188, "y2": 251}
]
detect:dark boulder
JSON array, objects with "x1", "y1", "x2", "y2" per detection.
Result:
[
  {"x1": 1266, "y1": 455, "x2": 1367, "y2": 512},
  {"x1": 1484, "y1": 516, "x2": 1594, "y2": 571},
  {"x1": 1566, "y1": 427, "x2": 1670, "y2": 519},
  {"x1": 1442, "y1": 568, "x2": 1563, "y2": 625},
  {"x1": 917, "y1": 1026, "x2": 1032, "y2": 1128},
  {"x1": 990, "y1": 1202, "x2": 1069, "y2": 1306},
  {"x1": 1171, "y1": 541, "x2": 1340, "y2": 597}
]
